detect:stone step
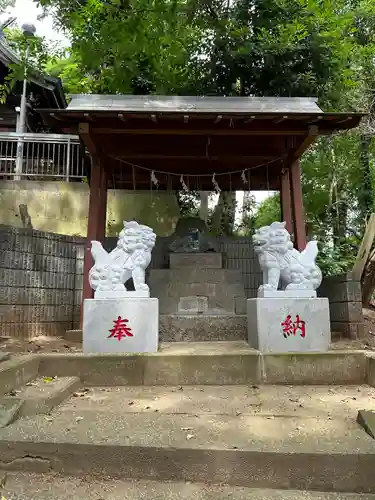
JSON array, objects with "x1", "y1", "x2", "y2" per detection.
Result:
[
  {"x1": 0, "y1": 376, "x2": 80, "y2": 427},
  {"x1": 15, "y1": 376, "x2": 81, "y2": 418},
  {"x1": 51, "y1": 384, "x2": 375, "y2": 420},
  {"x1": 155, "y1": 283, "x2": 246, "y2": 314},
  {"x1": 169, "y1": 252, "x2": 222, "y2": 269},
  {"x1": 2, "y1": 473, "x2": 375, "y2": 500},
  {"x1": 0, "y1": 355, "x2": 39, "y2": 397},
  {"x1": 149, "y1": 268, "x2": 243, "y2": 285},
  {"x1": 159, "y1": 314, "x2": 247, "y2": 341},
  {"x1": 0, "y1": 352, "x2": 10, "y2": 363},
  {"x1": 44, "y1": 341, "x2": 368, "y2": 386},
  {"x1": 0, "y1": 410, "x2": 374, "y2": 492}
]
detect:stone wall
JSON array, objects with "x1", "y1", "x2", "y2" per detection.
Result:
[
  {"x1": 0, "y1": 181, "x2": 180, "y2": 237},
  {"x1": 0, "y1": 225, "x2": 85, "y2": 339},
  {"x1": 318, "y1": 273, "x2": 364, "y2": 339}
]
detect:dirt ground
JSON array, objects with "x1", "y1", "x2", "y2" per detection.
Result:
[{"x1": 1, "y1": 310, "x2": 375, "y2": 354}]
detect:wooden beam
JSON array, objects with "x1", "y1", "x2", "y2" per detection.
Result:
[
  {"x1": 285, "y1": 126, "x2": 319, "y2": 165},
  {"x1": 280, "y1": 168, "x2": 292, "y2": 234},
  {"x1": 81, "y1": 155, "x2": 108, "y2": 317},
  {"x1": 273, "y1": 115, "x2": 288, "y2": 124},
  {"x1": 289, "y1": 159, "x2": 307, "y2": 251},
  {"x1": 49, "y1": 112, "x2": 63, "y2": 121},
  {"x1": 116, "y1": 154, "x2": 277, "y2": 162},
  {"x1": 79, "y1": 122, "x2": 97, "y2": 156},
  {"x1": 244, "y1": 115, "x2": 256, "y2": 124},
  {"x1": 353, "y1": 213, "x2": 375, "y2": 280},
  {"x1": 91, "y1": 128, "x2": 311, "y2": 136},
  {"x1": 308, "y1": 115, "x2": 323, "y2": 125}
]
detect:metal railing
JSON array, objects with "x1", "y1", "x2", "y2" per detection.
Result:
[{"x1": 0, "y1": 132, "x2": 86, "y2": 181}]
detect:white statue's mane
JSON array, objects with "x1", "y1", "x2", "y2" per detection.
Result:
[
  {"x1": 253, "y1": 221, "x2": 322, "y2": 297},
  {"x1": 88, "y1": 220, "x2": 156, "y2": 298}
]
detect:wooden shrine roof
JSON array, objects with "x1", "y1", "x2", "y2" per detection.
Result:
[{"x1": 39, "y1": 95, "x2": 365, "y2": 191}]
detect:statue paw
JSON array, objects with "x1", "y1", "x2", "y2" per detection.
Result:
[
  {"x1": 259, "y1": 284, "x2": 276, "y2": 292},
  {"x1": 137, "y1": 284, "x2": 149, "y2": 291}
]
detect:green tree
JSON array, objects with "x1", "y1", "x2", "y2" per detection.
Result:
[{"x1": 253, "y1": 194, "x2": 281, "y2": 229}]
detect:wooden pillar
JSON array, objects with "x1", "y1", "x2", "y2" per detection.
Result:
[
  {"x1": 280, "y1": 168, "x2": 292, "y2": 235},
  {"x1": 82, "y1": 155, "x2": 108, "y2": 311},
  {"x1": 289, "y1": 159, "x2": 307, "y2": 251}
]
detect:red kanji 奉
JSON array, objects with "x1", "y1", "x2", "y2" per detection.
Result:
[{"x1": 108, "y1": 316, "x2": 133, "y2": 341}]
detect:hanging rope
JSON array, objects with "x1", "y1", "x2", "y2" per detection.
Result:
[{"x1": 107, "y1": 153, "x2": 288, "y2": 178}]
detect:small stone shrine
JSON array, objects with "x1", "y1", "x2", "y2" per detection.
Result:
[
  {"x1": 247, "y1": 221, "x2": 330, "y2": 353},
  {"x1": 83, "y1": 220, "x2": 159, "y2": 354},
  {"x1": 149, "y1": 217, "x2": 247, "y2": 341}
]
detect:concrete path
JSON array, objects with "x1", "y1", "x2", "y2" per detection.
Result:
[
  {"x1": 57, "y1": 384, "x2": 375, "y2": 419},
  {"x1": 0, "y1": 385, "x2": 375, "y2": 492},
  {"x1": 2, "y1": 473, "x2": 375, "y2": 500}
]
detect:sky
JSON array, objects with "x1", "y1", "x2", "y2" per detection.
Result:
[
  {"x1": 1, "y1": 0, "x2": 69, "y2": 46},
  {"x1": 1, "y1": 0, "x2": 273, "y2": 209}
]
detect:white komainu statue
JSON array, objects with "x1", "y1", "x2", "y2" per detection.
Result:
[
  {"x1": 89, "y1": 220, "x2": 156, "y2": 297},
  {"x1": 253, "y1": 221, "x2": 322, "y2": 294}
]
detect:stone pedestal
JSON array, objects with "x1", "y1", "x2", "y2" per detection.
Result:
[
  {"x1": 169, "y1": 252, "x2": 222, "y2": 269},
  {"x1": 83, "y1": 298, "x2": 159, "y2": 354},
  {"x1": 247, "y1": 298, "x2": 330, "y2": 353}
]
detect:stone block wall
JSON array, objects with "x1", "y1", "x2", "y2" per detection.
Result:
[
  {"x1": 318, "y1": 273, "x2": 364, "y2": 339},
  {"x1": 0, "y1": 225, "x2": 84, "y2": 339}
]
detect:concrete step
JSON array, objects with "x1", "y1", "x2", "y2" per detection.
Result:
[
  {"x1": 0, "y1": 409, "x2": 374, "y2": 491},
  {"x1": 155, "y1": 282, "x2": 246, "y2": 314},
  {"x1": 15, "y1": 376, "x2": 80, "y2": 418},
  {"x1": 0, "y1": 352, "x2": 10, "y2": 363},
  {"x1": 149, "y1": 268, "x2": 243, "y2": 285},
  {"x1": 159, "y1": 314, "x2": 247, "y2": 341},
  {"x1": 39, "y1": 342, "x2": 368, "y2": 386},
  {"x1": 0, "y1": 355, "x2": 39, "y2": 397},
  {"x1": 2, "y1": 473, "x2": 375, "y2": 500},
  {"x1": 52, "y1": 384, "x2": 375, "y2": 420},
  {"x1": 0, "y1": 376, "x2": 80, "y2": 427}
]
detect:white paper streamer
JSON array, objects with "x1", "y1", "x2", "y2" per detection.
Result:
[
  {"x1": 180, "y1": 175, "x2": 189, "y2": 192},
  {"x1": 241, "y1": 169, "x2": 248, "y2": 184},
  {"x1": 212, "y1": 173, "x2": 221, "y2": 194},
  {"x1": 151, "y1": 170, "x2": 159, "y2": 187}
]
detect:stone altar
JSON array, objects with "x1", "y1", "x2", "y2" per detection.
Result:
[
  {"x1": 247, "y1": 221, "x2": 330, "y2": 352},
  {"x1": 149, "y1": 217, "x2": 247, "y2": 341},
  {"x1": 83, "y1": 220, "x2": 159, "y2": 354}
]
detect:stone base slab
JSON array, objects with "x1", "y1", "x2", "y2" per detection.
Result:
[
  {"x1": 169, "y1": 252, "x2": 222, "y2": 269},
  {"x1": 159, "y1": 314, "x2": 247, "y2": 342},
  {"x1": 95, "y1": 290, "x2": 150, "y2": 299},
  {"x1": 247, "y1": 298, "x2": 330, "y2": 353},
  {"x1": 258, "y1": 289, "x2": 317, "y2": 298},
  {"x1": 83, "y1": 298, "x2": 159, "y2": 354}
]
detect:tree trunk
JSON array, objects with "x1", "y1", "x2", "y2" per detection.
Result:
[
  {"x1": 362, "y1": 248, "x2": 375, "y2": 307},
  {"x1": 199, "y1": 191, "x2": 209, "y2": 222},
  {"x1": 359, "y1": 134, "x2": 373, "y2": 224},
  {"x1": 211, "y1": 192, "x2": 236, "y2": 235}
]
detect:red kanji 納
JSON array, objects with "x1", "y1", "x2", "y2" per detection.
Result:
[
  {"x1": 281, "y1": 314, "x2": 306, "y2": 338},
  {"x1": 108, "y1": 316, "x2": 133, "y2": 341}
]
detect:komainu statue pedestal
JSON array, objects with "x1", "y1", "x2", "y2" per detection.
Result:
[
  {"x1": 247, "y1": 221, "x2": 330, "y2": 353},
  {"x1": 83, "y1": 297, "x2": 158, "y2": 354},
  {"x1": 247, "y1": 297, "x2": 330, "y2": 353},
  {"x1": 83, "y1": 220, "x2": 159, "y2": 354}
]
